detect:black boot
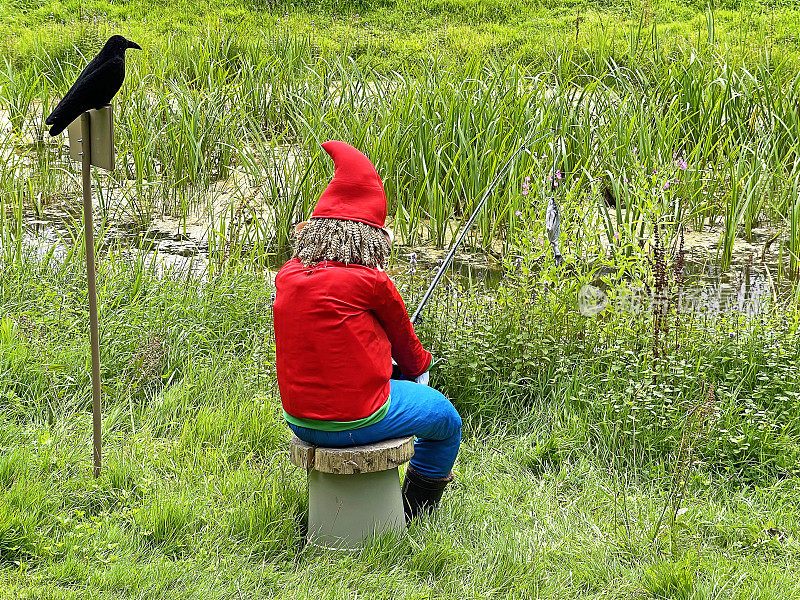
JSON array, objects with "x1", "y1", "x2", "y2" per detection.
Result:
[{"x1": 402, "y1": 466, "x2": 454, "y2": 521}]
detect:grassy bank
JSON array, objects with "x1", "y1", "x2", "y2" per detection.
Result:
[
  {"x1": 3, "y1": 0, "x2": 800, "y2": 73},
  {"x1": 1, "y1": 253, "x2": 799, "y2": 597},
  {"x1": 3, "y1": 0, "x2": 800, "y2": 597}
]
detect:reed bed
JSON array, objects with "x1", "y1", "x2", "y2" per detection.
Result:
[{"x1": 1, "y1": 10, "x2": 800, "y2": 279}]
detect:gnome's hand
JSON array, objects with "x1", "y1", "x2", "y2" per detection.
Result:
[{"x1": 414, "y1": 371, "x2": 430, "y2": 386}]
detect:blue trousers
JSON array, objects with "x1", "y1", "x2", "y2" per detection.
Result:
[{"x1": 287, "y1": 379, "x2": 462, "y2": 479}]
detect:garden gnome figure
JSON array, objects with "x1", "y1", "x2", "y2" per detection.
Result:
[{"x1": 273, "y1": 141, "x2": 462, "y2": 519}]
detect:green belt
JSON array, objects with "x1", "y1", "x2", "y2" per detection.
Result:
[{"x1": 283, "y1": 396, "x2": 391, "y2": 431}]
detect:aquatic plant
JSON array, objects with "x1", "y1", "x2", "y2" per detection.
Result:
[{"x1": 0, "y1": 24, "x2": 798, "y2": 283}]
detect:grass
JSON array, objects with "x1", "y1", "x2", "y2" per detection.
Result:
[
  {"x1": 2, "y1": 0, "x2": 799, "y2": 72},
  {"x1": 2, "y1": 1, "x2": 800, "y2": 273},
  {"x1": 1, "y1": 246, "x2": 799, "y2": 597},
  {"x1": 3, "y1": 0, "x2": 800, "y2": 597}
]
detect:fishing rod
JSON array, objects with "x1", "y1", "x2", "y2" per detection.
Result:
[{"x1": 409, "y1": 128, "x2": 550, "y2": 324}]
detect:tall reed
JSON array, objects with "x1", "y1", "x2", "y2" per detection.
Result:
[{"x1": 0, "y1": 23, "x2": 799, "y2": 282}]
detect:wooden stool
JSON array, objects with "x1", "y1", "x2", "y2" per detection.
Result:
[{"x1": 289, "y1": 434, "x2": 415, "y2": 550}]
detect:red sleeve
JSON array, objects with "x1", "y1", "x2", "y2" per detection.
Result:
[{"x1": 371, "y1": 271, "x2": 432, "y2": 379}]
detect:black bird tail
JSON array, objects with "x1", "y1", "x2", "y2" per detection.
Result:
[
  {"x1": 48, "y1": 117, "x2": 72, "y2": 137},
  {"x1": 46, "y1": 101, "x2": 72, "y2": 133}
]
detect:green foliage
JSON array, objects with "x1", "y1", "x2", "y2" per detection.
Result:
[
  {"x1": 642, "y1": 558, "x2": 697, "y2": 599},
  {"x1": 133, "y1": 489, "x2": 198, "y2": 556},
  {"x1": 3, "y1": 2, "x2": 800, "y2": 270},
  {"x1": 0, "y1": 253, "x2": 799, "y2": 595},
  {"x1": 399, "y1": 234, "x2": 800, "y2": 481},
  {"x1": 2, "y1": 0, "x2": 800, "y2": 595}
]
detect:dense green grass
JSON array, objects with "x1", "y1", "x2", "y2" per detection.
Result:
[
  {"x1": 1, "y1": 251, "x2": 799, "y2": 598},
  {"x1": 3, "y1": 1, "x2": 800, "y2": 597},
  {"x1": 2, "y1": 0, "x2": 799, "y2": 73}
]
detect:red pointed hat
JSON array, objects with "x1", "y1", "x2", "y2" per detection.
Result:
[{"x1": 312, "y1": 141, "x2": 387, "y2": 229}]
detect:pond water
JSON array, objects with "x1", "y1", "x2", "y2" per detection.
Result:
[{"x1": 4, "y1": 204, "x2": 793, "y2": 316}]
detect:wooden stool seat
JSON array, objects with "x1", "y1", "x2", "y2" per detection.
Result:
[
  {"x1": 289, "y1": 435, "x2": 415, "y2": 474},
  {"x1": 289, "y1": 434, "x2": 415, "y2": 550}
]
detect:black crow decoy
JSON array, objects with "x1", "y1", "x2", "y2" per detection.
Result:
[{"x1": 45, "y1": 35, "x2": 141, "y2": 136}]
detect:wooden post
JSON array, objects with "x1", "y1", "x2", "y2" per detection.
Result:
[{"x1": 80, "y1": 112, "x2": 103, "y2": 478}]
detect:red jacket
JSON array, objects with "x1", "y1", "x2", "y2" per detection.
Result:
[{"x1": 273, "y1": 258, "x2": 432, "y2": 421}]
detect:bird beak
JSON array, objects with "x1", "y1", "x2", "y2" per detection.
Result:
[{"x1": 128, "y1": 41, "x2": 142, "y2": 50}]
